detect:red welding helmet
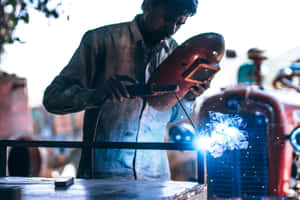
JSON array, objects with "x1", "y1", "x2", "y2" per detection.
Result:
[{"x1": 147, "y1": 32, "x2": 225, "y2": 111}]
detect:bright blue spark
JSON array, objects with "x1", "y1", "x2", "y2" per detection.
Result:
[{"x1": 194, "y1": 111, "x2": 249, "y2": 158}]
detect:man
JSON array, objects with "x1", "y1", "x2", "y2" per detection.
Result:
[
  {"x1": 43, "y1": 0, "x2": 204, "y2": 180},
  {"x1": 237, "y1": 48, "x2": 268, "y2": 86}
]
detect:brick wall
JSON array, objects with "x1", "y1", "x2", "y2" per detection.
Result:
[{"x1": 0, "y1": 74, "x2": 33, "y2": 139}]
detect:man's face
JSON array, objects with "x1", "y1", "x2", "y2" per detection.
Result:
[{"x1": 144, "y1": 5, "x2": 189, "y2": 43}]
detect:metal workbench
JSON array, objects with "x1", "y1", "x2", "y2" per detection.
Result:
[
  {"x1": 0, "y1": 140, "x2": 207, "y2": 199},
  {"x1": 0, "y1": 177, "x2": 207, "y2": 200}
]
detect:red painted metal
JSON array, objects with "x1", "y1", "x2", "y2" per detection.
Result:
[
  {"x1": 197, "y1": 85, "x2": 300, "y2": 196},
  {"x1": 0, "y1": 75, "x2": 33, "y2": 139},
  {"x1": 147, "y1": 32, "x2": 225, "y2": 111}
]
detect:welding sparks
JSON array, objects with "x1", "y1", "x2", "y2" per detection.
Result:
[{"x1": 194, "y1": 112, "x2": 249, "y2": 158}]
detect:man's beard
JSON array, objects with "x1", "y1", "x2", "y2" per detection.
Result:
[{"x1": 153, "y1": 30, "x2": 171, "y2": 42}]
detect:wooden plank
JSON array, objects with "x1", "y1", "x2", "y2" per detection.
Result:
[{"x1": 0, "y1": 177, "x2": 207, "y2": 200}]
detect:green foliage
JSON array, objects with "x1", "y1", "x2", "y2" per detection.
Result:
[{"x1": 0, "y1": 0, "x2": 61, "y2": 59}]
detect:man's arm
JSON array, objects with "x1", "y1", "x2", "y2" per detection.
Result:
[
  {"x1": 43, "y1": 74, "x2": 137, "y2": 115},
  {"x1": 43, "y1": 30, "x2": 137, "y2": 114},
  {"x1": 43, "y1": 30, "x2": 104, "y2": 114},
  {"x1": 43, "y1": 76, "x2": 101, "y2": 114}
]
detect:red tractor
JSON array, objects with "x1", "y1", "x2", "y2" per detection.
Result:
[
  {"x1": 200, "y1": 62, "x2": 300, "y2": 198},
  {"x1": 196, "y1": 85, "x2": 300, "y2": 198},
  {"x1": 168, "y1": 63, "x2": 300, "y2": 199}
]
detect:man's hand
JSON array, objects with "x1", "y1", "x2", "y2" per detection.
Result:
[
  {"x1": 184, "y1": 80, "x2": 211, "y2": 101},
  {"x1": 96, "y1": 75, "x2": 138, "y2": 103}
]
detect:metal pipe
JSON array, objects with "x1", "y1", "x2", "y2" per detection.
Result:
[
  {"x1": 0, "y1": 140, "x2": 196, "y2": 150},
  {"x1": 0, "y1": 140, "x2": 199, "y2": 178},
  {"x1": 197, "y1": 151, "x2": 207, "y2": 184}
]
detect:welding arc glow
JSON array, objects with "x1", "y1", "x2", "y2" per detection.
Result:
[{"x1": 193, "y1": 112, "x2": 249, "y2": 158}]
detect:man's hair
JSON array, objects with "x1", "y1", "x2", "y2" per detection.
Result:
[{"x1": 142, "y1": 0, "x2": 198, "y2": 16}]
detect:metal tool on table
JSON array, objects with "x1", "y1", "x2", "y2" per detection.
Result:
[{"x1": 55, "y1": 177, "x2": 74, "y2": 189}]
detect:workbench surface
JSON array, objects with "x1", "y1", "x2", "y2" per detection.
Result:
[{"x1": 0, "y1": 177, "x2": 207, "y2": 200}]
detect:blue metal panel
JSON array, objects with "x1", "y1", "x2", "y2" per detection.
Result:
[{"x1": 207, "y1": 114, "x2": 269, "y2": 199}]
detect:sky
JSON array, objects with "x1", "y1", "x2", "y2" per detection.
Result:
[{"x1": 1, "y1": 0, "x2": 300, "y2": 106}]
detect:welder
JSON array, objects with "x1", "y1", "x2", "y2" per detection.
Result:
[{"x1": 43, "y1": 0, "x2": 224, "y2": 181}]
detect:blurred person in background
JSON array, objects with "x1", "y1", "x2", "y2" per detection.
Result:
[
  {"x1": 273, "y1": 58, "x2": 300, "y2": 92},
  {"x1": 237, "y1": 48, "x2": 268, "y2": 86}
]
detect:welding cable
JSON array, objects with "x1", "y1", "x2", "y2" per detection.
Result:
[
  {"x1": 174, "y1": 92, "x2": 208, "y2": 185},
  {"x1": 89, "y1": 89, "x2": 199, "y2": 178},
  {"x1": 174, "y1": 93, "x2": 198, "y2": 134}
]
